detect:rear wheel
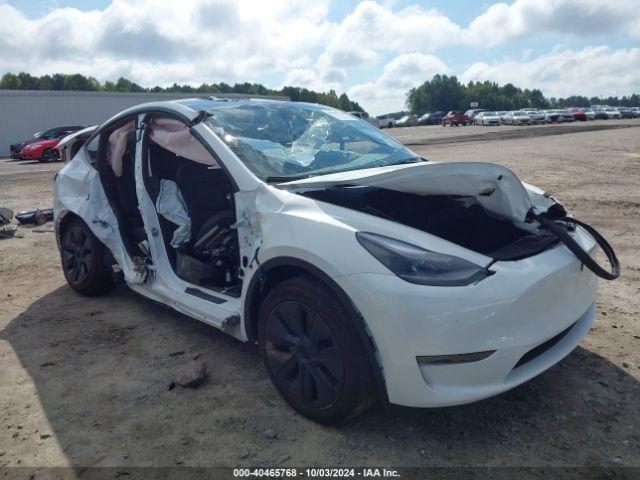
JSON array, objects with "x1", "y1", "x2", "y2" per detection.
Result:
[
  {"x1": 258, "y1": 275, "x2": 376, "y2": 424},
  {"x1": 60, "y1": 217, "x2": 115, "y2": 295}
]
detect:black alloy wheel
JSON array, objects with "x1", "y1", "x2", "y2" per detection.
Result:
[
  {"x1": 60, "y1": 217, "x2": 114, "y2": 295},
  {"x1": 258, "y1": 275, "x2": 376, "y2": 423},
  {"x1": 41, "y1": 148, "x2": 56, "y2": 162},
  {"x1": 61, "y1": 222, "x2": 94, "y2": 286},
  {"x1": 264, "y1": 300, "x2": 345, "y2": 410}
]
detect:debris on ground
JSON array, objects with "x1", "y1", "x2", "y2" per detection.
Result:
[
  {"x1": 0, "y1": 208, "x2": 21, "y2": 239},
  {"x1": 0, "y1": 224, "x2": 20, "y2": 239},
  {"x1": 175, "y1": 361, "x2": 208, "y2": 388},
  {"x1": 0, "y1": 207, "x2": 13, "y2": 225},
  {"x1": 15, "y1": 208, "x2": 53, "y2": 225}
]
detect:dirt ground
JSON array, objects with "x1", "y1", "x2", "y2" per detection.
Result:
[{"x1": 1, "y1": 120, "x2": 639, "y2": 475}]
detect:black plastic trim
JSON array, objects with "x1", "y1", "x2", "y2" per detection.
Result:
[
  {"x1": 513, "y1": 322, "x2": 575, "y2": 370},
  {"x1": 185, "y1": 287, "x2": 227, "y2": 304}
]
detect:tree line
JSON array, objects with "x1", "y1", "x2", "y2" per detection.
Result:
[
  {"x1": 0, "y1": 72, "x2": 364, "y2": 112},
  {"x1": 407, "y1": 74, "x2": 640, "y2": 116}
]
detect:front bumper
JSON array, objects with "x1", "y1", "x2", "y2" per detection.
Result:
[
  {"x1": 21, "y1": 148, "x2": 42, "y2": 159},
  {"x1": 337, "y1": 226, "x2": 598, "y2": 407}
]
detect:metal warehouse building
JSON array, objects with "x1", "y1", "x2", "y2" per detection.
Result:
[{"x1": 0, "y1": 90, "x2": 287, "y2": 156}]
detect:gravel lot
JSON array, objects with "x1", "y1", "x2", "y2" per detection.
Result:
[{"x1": 1, "y1": 120, "x2": 639, "y2": 474}]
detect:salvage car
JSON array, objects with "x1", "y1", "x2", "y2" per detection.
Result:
[
  {"x1": 522, "y1": 109, "x2": 548, "y2": 124},
  {"x1": 395, "y1": 115, "x2": 419, "y2": 127},
  {"x1": 11, "y1": 125, "x2": 85, "y2": 160},
  {"x1": 418, "y1": 111, "x2": 444, "y2": 125},
  {"x1": 473, "y1": 111, "x2": 501, "y2": 126},
  {"x1": 54, "y1": 99, "x2": 619, "y2": 423},
  {"x1": 503, "y1": 111, "x2": 532, "y2": 125},
  {"x1": 55, "y1": 126, "x2": 98, "y2": 163},
  {"x1": 579, "y1": 108, "x2": 596, "y2": 120},
  {"x1": 442, "y1": 110, "x2": 469, "y2": 126}
]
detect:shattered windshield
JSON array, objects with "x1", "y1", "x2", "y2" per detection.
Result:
[{"x1": 203, "y1": 102, "x2": 421, "y2": 181}]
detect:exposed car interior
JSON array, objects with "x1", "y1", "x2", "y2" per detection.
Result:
[
  {"x1": 94, "y1": 115, "x2": 242, "y2": 295},
  {"x1": 302, "y1": 186, "x2": 560, "y2": 261},
  {"x1": 140, "y1": 116, "x2": 241, "y2": 296},
  {"x1": 96, "y1": 118, "x2": 148, "y2": 257}
]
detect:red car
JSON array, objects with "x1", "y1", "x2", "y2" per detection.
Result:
[
  {"x1": 572, "y1": 110, "x2": 587, "y2": 121},
  {"x1": 17, "y1": 126, "x2": 85, "y2": 161},
  {"x1": 442, "y1": 110, "x2": 469, "y2": 126}
]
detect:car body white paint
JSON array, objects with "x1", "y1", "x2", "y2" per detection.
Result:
[
  {"x1": 54, "y1": 99, "x2": 599, "y2": 408},
  {"x1": 474, "y1": 112, "x2": 502, "y2": 126}
]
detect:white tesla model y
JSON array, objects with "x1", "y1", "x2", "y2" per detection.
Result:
[{"x1": 54, "y1": 98, "x2": 619, "y2": 423}]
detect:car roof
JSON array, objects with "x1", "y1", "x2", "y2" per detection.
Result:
[{"x1": 97, "y1": 97, "x2": 330, "y2": 132}]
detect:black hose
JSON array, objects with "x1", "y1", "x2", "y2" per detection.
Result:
[{"x1": 531, "y1": 211, "x2": 620, "y2": 280}]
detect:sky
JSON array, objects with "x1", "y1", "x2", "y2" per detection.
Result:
[{"x1": 1, "y1": 0, "x2": 639, "y2": 115}]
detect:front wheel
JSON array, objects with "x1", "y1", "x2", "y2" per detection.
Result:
[
  {"x1": 60, "y1": 217, "x2": 115, "y2": 295},
  {"x1": 258, "y1": 275, "x2": 376, "y2": 424}
]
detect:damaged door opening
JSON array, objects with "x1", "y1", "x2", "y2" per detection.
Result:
[
  {"x1": 140, "y1": 117, "x2": 243, "y2": 296},
  {"x1": 96, "y1": 117, "x2": 149, "y2": 258}
]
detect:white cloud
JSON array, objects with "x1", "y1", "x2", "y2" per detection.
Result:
[
  {"x1": 318, "y1": 1, "x2": 462, "y2": 72},
  {"x1": 461, "y1": 46, "x2": 640, "y2": 98},
  {"x1": 0, "y1": 0, "x2": 639, "y2": 115},
  {"x1": 0, "y1": 0, "x2": 333, "y2": 85},
  {"x1": 348, "y1": 53, "x2": 449, "y2": 115},
  {"x1": 468, "y1": 0, "x2": 640, "y2": 46}
]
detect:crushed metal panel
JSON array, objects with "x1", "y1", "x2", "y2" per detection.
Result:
[
  {"x1": 280, "y1": 162, "x2": 544, "y2": 227},
  {"x1": 54, "y1": 153, "x2": 145, "y2": 285}
]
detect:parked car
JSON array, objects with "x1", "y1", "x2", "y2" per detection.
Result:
[
  {"x1": 592, "y1": 108, "x2": 609, "y2": 120},
  {"x1": 377, "y1": 116, "x2": 396, "y2": 129},
  {"x1": 503, "y1": 111, "x2": 531, "y2": 125},
  {"x1": 474, "y1": 111, "x2": 502, "y2": 126},
  {"x1": 419, "y1": 111, "x2": 444, "y2": 125},
  {"x1": 54, "y1": 126, "x2": 98, "y2": 163},
  {"x1": 578, "y1": 108, "x2": 596, "y2": 120},
  {"x1": 465, "y1": 109, "x2": 487, "y2": 122},
  {"x1": 395, "y1": 115, "x2": 419, "y2": 127},
  {"x1": 349, "y1": 111, "x2": 380, "y2": 128},
  {"x1": 630, "y1": 107, "x2": 640, "y2": 117},
  {"x1": 10, "y1": 125, "x2": 85, "y2": 159},
  {"x1": 547, "y1": 109, "x2": 574, "y2": 123},
  {"x1": 543, "y1": 110, "x2": 561, "y2": 123},
  {"x1": 571, "y1": 110, "x2": 588, "y2": 121},
  {"x1": 604, "y1": 107, "x2": 621, "y2": 119},
  {"x1": 523, "y1": 110, "x2": 547, "y2": 124},
  {"x1": 54, "y1": 98, "x2": 619, "y2": 423},
  {"x1": 617, "y1": 107, "x2": 635, "y2": 119},
  {"x1": 498, "y1": 111, "x2": 509, "y2": 123},
  {"x1": 442, "y1": 111, "x2": 469, "y2": 126}
]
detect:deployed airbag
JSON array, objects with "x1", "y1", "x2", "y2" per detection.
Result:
[
  {"x1": 150, "y1": 118, "x2": 219, "y2": 167},
  {"x1": 108, "y1": 121, "x2": 135, "y2": 177},
  {"x1": 156, "y1": 179, "x2": 191, "y2": 247}
]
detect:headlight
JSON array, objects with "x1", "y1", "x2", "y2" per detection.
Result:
[{"x1": 356, "y1": 232, "x2": 492, "y2": 286}]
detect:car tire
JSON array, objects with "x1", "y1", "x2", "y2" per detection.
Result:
[
  {"x1": 258, "y1": 274, "x2": 376, "y2": 424},
  {"x1": 60, "y1": 217, "x2": 115, "y2": 296},
  {"x1": 41, "y1": 148, "x2": 54, "y2": 162}
]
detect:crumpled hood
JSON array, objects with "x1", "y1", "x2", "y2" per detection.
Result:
[{"x1": 281, "y1": 162, "x2": 551, "y2": 227}]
